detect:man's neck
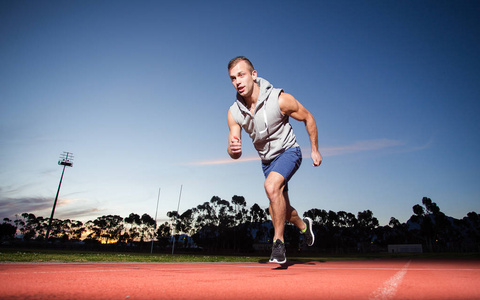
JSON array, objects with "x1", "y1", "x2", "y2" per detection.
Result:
[{"x1": 244, "y1": 84, "x2": 260, "y2": 110}]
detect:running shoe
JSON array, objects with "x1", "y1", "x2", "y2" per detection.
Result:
[
  {"x1": 303, "y1": 217, "x2": 315, "y2": 246},
  {"x1": 269, "y1": 239, "x2": 286, "y2": 264}
]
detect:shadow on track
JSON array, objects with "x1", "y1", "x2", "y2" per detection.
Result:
[{"x1": 257, "y1": 259, "x2": 326, "y2": 270}]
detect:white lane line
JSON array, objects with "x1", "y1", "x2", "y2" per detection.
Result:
[{"x1": 369, "y1": 260, "x2": 411, "y2": 300}]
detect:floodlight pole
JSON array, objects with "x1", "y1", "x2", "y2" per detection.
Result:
[
  {"x1": 171, "y1": 184, "x2": 183, "y2": 255},
  {"x1": 151, "y1": 187, "x2": 161, "y2": 254},
  {"x1": 46, "y1": 152, "x2": 73, "y2": 241}
]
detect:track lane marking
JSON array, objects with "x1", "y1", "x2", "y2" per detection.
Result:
[{"x1": 369, "y1": 260, "x2": 411, "y2": 300}]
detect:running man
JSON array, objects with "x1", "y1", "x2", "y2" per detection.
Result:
[{"x1": 226, "y1": 56, "x2": 322, "y2": 263}]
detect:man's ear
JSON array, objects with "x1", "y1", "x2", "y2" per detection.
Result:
[{"x1": 252, "y1": 70, "x2": 257, "y2": 81}]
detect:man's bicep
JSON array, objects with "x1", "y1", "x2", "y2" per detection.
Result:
[
  {"x1": 227, "y1": 110, "x2": 242, "y2": 139},
  {"x1": 279, "y1": 93, "x2": 309, "y2": 121}
]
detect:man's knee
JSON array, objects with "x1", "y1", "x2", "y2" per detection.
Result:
[{"x1": 264, "y1": 172, "x2": 285, "y2": 200}]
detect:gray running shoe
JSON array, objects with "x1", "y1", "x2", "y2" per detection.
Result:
[
  {"x1": 269, "y1": 239, "x2": 286, "y2": 264},
  {"x1": 303, "y1": 217, "x2": 315, "y2": 246}
]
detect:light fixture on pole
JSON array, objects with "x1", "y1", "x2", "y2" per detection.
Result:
[{"x1": 46, "y1": 152, "x2": 74, "y2": 241}]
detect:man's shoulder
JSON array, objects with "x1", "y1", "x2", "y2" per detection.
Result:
[
  {"x1": 229, "y1": 101, "x2": 240, "y2": 113},
  {"x1": 228, "y1": 101, "x2": 244, "y2": 125},
  {"x1": 277, "y1": 92, "x2": 298, "y2": 115},
  {"x1": 278, "y1": 91, "x2": 293, "y2": 100}
]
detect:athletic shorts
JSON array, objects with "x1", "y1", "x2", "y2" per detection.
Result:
[{"x1": 262, "y1": 147, "x2": 302, "y2": 191}]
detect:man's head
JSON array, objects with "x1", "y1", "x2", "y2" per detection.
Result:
[
  {"x1": 228, "y1": 56, "x2": 258, "y2": 99},
  {"x1": 228, "y1": 56, "x2": 254, "y2": 73}
]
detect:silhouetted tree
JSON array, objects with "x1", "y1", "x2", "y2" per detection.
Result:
[
  {"x1": 20, "y1": 213, "x2": 37, "y2": 240},
  {"x1": 176, "y1": 209, "x2": 195, "y2": 237},
  {"x1": 87, "y1": 215, "x2": 124, "y2": 244},
  {"x1": 125, "y1": 213, "x2": 141, "y2": 243},
  {"x1": 232, "y1": 195, "x2": 247, "y2": 251},
  {"x1": 385, "y1": 217, "x2": 409, "y2": 244},
  {"x1": 409, "y1": 197, "x2": 455, "y2": 251},
  {"x1": 337, "y1": 211, "x2": 357, "y2": 228},
  {"x1": 7, "y1": 195, "x2": 478, "y2": 254},
  {"x1": 356, "y1": 210, "x2": 379, "y2": 252},
  {"x1": 156, "y1": 222, "x2": 172, "y2": 248},
  {"x1": 0, "y1": 221, "x2": 16, "y2": 240},
  {"x1": 249, "y1": 203, "x2": 267, "y2": 223},
  {"x1": 304, "y1": 208, "x2": 328, "y2": 226},
  {"x1": 195, "y1": 201, "x2": 215, "y2": 229},
  {"x1": 140, "y1": 213, "x2": 156, "y2": 242},
  {"x1": 461, "y1": 212, "x2": 480, "y2": 251},
  {"x1": 249, "y1": 203, "x2": 268, "y2": 243},
  {"x1": 232, "y1": 195, "x2": 247, "y2": 225},
  {"x1": 70, "y1": 220, "x2": 85, "y2": 241}
]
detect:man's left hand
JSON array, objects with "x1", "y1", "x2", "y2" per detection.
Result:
[{"x1": 312, "y1": 151, "x2": 322, "y2": 167}]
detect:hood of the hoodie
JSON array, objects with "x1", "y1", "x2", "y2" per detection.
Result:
[{"x1": 235, "y1": 77, "x2": 273, "y2": 114}]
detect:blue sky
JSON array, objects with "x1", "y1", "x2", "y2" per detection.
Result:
[{"x1": 1, "y1": 0, "x2": 479, "y2": 226}]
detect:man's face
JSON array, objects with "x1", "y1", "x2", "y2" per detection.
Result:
[{"x1": 229, "y1": 60, "x2": 257, "y2": 98}]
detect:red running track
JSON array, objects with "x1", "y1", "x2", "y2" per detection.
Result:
[{"x1": 1, "y1": 259, "x2": 479, "y2": 299}]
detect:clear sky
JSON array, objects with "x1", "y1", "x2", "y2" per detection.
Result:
[{"x1": 1, "y1": 0, "x2": 479, "y2": 226}]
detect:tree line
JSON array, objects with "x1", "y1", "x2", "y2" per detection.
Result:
[{"x1": 1, "y1": 196, "x2": 479, "y2": 253}]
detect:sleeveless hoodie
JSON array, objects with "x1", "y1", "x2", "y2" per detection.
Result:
[{"x1": 229, "y1": 77, "x2": 299, "y2": 163}]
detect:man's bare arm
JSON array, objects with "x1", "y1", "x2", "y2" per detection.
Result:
[
  {"x1": 227, "y1": 110, "x2": 242, "y2": 159},
  {"x1": 279, "y1": 92, "x2": 322, "y2": 166}
]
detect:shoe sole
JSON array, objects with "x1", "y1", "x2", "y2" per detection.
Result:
[
  {"x1": 269, "y1": 258, "x2": 286, "y2": 264},
  {"x1": 305, "y1": 217, "x2": 315, "y2": 246}
]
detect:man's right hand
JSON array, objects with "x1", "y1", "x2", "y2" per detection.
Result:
[
  {"x1": 229, "y1": 136, "x2": 242, "y2": 159},
  {"x1": 227, "y1": 110, "x2": 242, "y2": 159}
]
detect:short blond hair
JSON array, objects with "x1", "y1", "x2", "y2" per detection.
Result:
[{"x1": 228, "y1": 56, "x2": 254, "y2": 72}]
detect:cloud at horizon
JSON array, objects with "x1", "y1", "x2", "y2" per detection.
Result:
[
  {"x1": 0, "y1": 197, "x2": 53, "y2": 220},
  {"x1": 187, "y1": 139, "x2": 409, "y2": 166},
  {"x1": 0, "y1": 196, "x2": 102, "y2": 222}
]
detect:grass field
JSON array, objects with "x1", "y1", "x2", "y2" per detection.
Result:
[
  {"x1": 0, "y1": 248, "x2": 373, "y2": 263},
  {"x1": 0, "y1": 248, "x2": 263, "y2": 263},
  {"x1": 0, "y1": 248, "x2": 478, "y2": 263}
]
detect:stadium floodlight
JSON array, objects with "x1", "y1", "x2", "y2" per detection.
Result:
[{"x1": 45, "y1": 152, "x2": 74, "y2": 241}]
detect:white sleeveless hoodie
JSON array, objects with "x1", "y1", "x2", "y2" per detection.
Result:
[{"x1": 229, "y1": 77, "x2": 299, "y2": 163}]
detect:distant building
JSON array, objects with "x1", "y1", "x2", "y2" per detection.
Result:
[{"x1": 388, "y1": 244, "x2": 423, "y2": 253}]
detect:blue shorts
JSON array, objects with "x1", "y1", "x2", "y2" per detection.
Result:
[{"x1": 262, "y1": 147, "x2": 302, "y2": 191}]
